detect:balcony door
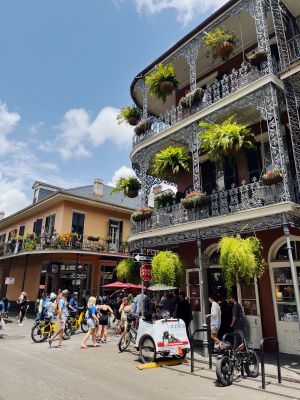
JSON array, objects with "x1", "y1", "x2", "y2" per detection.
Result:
[{"x1": 72, "y1": 212, "x2": 85, "y2": 238}]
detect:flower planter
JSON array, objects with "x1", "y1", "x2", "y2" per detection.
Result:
[
  {"x1": 131, "y1": 209, "x2": 153, "y2": 222},
  {"x1": 247, "y1": 51, "x2": 267, "y2": 66},
  {"x1": 126, "y1": 189, "x2": 139, "y2": 198},
  {"x1": 216, "y1": 41, "x2": 234, "y2": 60},
  {"x1": 179, "y1": 88, "x2": 204, "y2": 109},
  {"x1": 87, "y1": 236, "x2": 99, "y2": 242},
  {"x1": 181, "y1": 192, "x2": 208, "y2": 210},
  {"x1": 261, "y1": 172, "x2": 283, "y2": 186},
  {"x1": 159, "y1": 81, "x2": 174, "y2": 95}
]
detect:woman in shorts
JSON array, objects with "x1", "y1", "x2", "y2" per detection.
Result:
[
  {"x1": 97, "y1": 301, "x2": 113, "y2": 343},
  {"x1": 80, "y1": 296, "x2": 100, "y2": 349}
]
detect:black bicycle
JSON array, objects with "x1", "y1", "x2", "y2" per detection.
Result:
[
  {"x1": 216, "y1": 336, "x2": 259, "y2": 386},
  {"x1": 118, "y1": 314, "x2": 138, "y2": 352}
]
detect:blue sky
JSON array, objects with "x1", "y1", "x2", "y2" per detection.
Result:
[{"x1": 0, "y1": 0, "x2": 227, "y2": 215}]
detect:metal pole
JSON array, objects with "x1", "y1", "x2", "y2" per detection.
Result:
[
  {"x1": 22, "y1": 255, "x2": 29, "y2": 291},
  {"x1": 197, "y1": 237, "x2": 208, "y2": 356},
  {"x1": 282, "y1": 213, "x2": 300, "y2": 337},
  {"x1": 141, "y1": 278, "x2": 144, "y2": 318}
]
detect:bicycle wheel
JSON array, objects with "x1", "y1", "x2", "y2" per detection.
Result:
[
  {"x1": 216, "y1": 355, "x2": 234, "y2": 386},
  {"x1": 63, "y1": 321, "x2": 72, "y2": 340},
  {"x1": 81, "y1": 318, "x2": 88, "y2": 333},
  {"x1": 244, "y1": 350, "x2": 259, "y2": 378},
  {"x1": 139, "y1": 335, "x2": 156, "y2": 364},
  {"x1": 31, "y1": 322, "x2": 48, "y2": 343},
  {"x1": 118, "y1": 331, "x2": 132, "y2": 352}
]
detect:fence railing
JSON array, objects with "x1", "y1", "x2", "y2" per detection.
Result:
[
  {"x1": 131, "y1": 178, "x2": 299, "y2": 235},
  {"x1": 133, "y1": 60, "x2": 274, "y2": 148},
  {"x1": 287, "y1": 34, "x2": 300, "y2": 65}
]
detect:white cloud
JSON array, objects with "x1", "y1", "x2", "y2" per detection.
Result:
[
  {"x1": 29, "y1": 121, "x2": 44, "y2": 135},
  {"x1": 132, "y1": 0, "x2": 228, "y2": 25},
  {"x1": 0, "y1": 101, "x2": 21, "y2": 156},
  {"x1": 56, "y1": 106, "x2": 134, "y2": 160},
  {"x1": 0, "y1": 174, "x2": 29, "y2": 216},
  {"x1": 108, "y1": 165, "x2": 136, "y2": 186}
]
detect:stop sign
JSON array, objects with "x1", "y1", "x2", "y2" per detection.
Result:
[{"x1": 140, "y1": 264, "x2": 152, "y2": 281}]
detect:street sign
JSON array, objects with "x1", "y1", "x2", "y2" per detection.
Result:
[
  {"x1": 134, "y1": 254, "x2": 152, "y2": 262},
  {"x1": 140, "y1": 264, "x2": 152, "y2": 281}
]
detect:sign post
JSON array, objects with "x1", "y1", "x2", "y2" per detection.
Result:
[{"x1": 140, "y1": 264, "x2": 152, "y2": 318}]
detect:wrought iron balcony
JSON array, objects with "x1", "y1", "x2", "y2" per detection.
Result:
[
  {"x1": 287, "y1": 34, "x2": 300, "y2": 65},
  {"x1": 133, "y1": 61, "x2": 275, "y2": 149},
  {"x1": 131, "y1": 178, "x2": 299, "y2": 235}
]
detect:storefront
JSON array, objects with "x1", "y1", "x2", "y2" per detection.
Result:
[{"x1": 269, "y1": 237, "x2": 300, "y2": 355}]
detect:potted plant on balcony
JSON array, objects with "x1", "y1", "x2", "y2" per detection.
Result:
[
  {"x1": 116, "y1": 259, "x2": 140, "y2": 284},
  {"x1": 134, "y1": 119, "x2": 152, "y2": 136},
  {"x1": 146, "y1": 63, "x2": 179, "y2": 103},
  {"x1": 87, "y1": 235, "x2": 99, "y2": 242},
  {"x1": 110, "y1": 176, "x2": 141, "y2": 198},
  {"x1": 261, "y1": 168, "x2": 283, "y2": 186},
  {"x1": 203, "y1": 27, "x2": 238, "y2": 61},
  {"x1": 219, "y1": 235, "x2": 266, "y2": 293},
  {"x1": 152, "y1": 146, "x2": 190, "y2": 181},
  {"x1": 151, "y1": 250, "x2": 183, "y2": 286},
  {"x1": 247, "y1": 50, "x2": 267, "y2": 66},
  {"x1": 179, "y1": 88, "x2": 204, "y2": 109},
  {"x1": 117, "y1": 105, "x2": 141, "y2": 126},
  {"x1": 154, "y1": 192, "x2": 175, "y2": 209},
  {"x1": 131, "y1": 207, "x2": 153, "y2": 222},
  {"x1": 181, "y1": 191, "x2": 208, "y2": 210},
  {"x1": 198, "y1": 116, "x2": 255, "y2": 162}
]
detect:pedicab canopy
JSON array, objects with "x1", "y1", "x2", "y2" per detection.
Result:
[{"x1": 147, "y1": 284, "x2": 178, "y2": 291}]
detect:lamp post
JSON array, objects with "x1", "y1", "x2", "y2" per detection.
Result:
[{"x1": 196, "y1": 237, "x2": 208, "y2": 356}]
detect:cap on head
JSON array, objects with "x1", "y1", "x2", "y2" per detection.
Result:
[
  {"x1": 50, "y1": 292, "x2": 57, "y2": 300},
  {"x1": 62, "y1": 289, "x2": 68, "y2": 295}
]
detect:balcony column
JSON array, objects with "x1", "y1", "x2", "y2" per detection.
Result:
[
  {"x1": 191, "y1": 132, "x2": 201, "y2": 191},
  {"x1": 251, "y1": 0, "x2": 273, "y2": 73},
  {"x1": 269, "y1": 0, "x2": 290, "y2": 68},
  {"x1": 136, "y1": 78, "x2": 148, "y2": 120},
  {"x1": 257, "y1": 83, "x2": 290, "y2": 201},
  {"x1": 185, "y1": 44, "x2": 199, "y2": 92}
]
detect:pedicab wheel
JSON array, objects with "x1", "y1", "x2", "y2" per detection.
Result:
[
  {"x1": 216, "y1": 355, "x2": 234, "y2": 386},
  {"x1": 139, "y1": 335, "x2": 156, "y2": 364},
  {"x1": 31, "y1": 322, "x2": 48, "y2": 343},
  {"x1": 244, "y1": 350, "x2": 259, "y2": 378},
  {"x1": 81, "y1": 319, "x2": 88, "y2": 333},
  {"x1": 118, "y1": 331, "x2": 132, "y2": 352},
  {"x1": 63, "y1": 322, "x2": 72, "y2": 340}
]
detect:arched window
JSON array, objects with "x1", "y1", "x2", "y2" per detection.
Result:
[
  {"x1": 209, "y1": 250, "x2": 219, "y2": 265},
  {"x1": 274, "y1": 241, "x2": 300, "y2": 261}
]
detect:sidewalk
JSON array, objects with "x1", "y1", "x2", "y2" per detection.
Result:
[{"x1": 192, "y1": 348, "x2": 300, "y2": 383}]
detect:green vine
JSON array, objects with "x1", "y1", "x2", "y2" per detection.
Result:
[
  {"x1": 151, "y1": 250, "x2": 183, "y2": 286},
  {"x1": 219, "y1": 235, "x2": 266, "y2": 293}
]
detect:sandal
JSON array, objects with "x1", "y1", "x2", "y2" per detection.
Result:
[
  {"x1": 80, "y1": 344, "x2": 87, "y2": 349},
  {"x1": 94, "y1": 343, "x2": 101, "y2": 347}
]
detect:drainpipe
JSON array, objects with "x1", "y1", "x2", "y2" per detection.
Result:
[
  {"x1": 22, "y1": 255, "x2": 29, "y2": 292},
  {"x1": 282, "y1": 213, "x2": 300, "y2": 339},
  {"x1": 197, "y1": 236, "x2": 208, "y2": 355}
]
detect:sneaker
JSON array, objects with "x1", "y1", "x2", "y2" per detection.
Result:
[{"x1": 18, "y1": 323, "x2": 23, "y2": 326}]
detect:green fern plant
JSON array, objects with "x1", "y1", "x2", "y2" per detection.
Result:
[
  {"x1": 198, "y1": 116, "x2": 254, "y2": 162},
  {"x1": 110, "y1": 176, "x2": 141, "y2": 198},
  {"x1": 154, "y1": 192, "x2": 175, "y2": 208},
  {"x1": 219, "y1": 235, "x2": 266, "y2": 293},
  {"x1": 117, "y1": 105, "x2": 141, "y2": 126},
  {"x1": 116, "y1": 259, "x2": 140, "y2": 284},
  {"x1": 152, "y1": 146, "x2": 190, "y2": 181},
  {"x1": 146, "y1": 63, "x2": 179, "y2": 103},
  {"x1": 151, "y1": 250, "x2": 183, "y2": 286}
]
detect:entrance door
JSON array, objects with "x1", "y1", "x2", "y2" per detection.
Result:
[
  {"x1": 239, "y1": 277, "x2": 262, "y2": 348},
  {"x1": 186, "y1": 269, "x2": 201, "y2": 334}
]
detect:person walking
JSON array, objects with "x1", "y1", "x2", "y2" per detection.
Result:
[
  {"x1": 160, "y1": 291, "x2": 174, "y2": 316},
  {"x1": 230, "y1": 294, "x2": 245, "y2": 344},
  {"x1": 206, "y1": 294, "x2": 222, "y2": 348},
  {"x1": 80, "y1": 296, "x2": 100, "y2": 349},
  {"x1": 97, "y1": 301, "x2": 114, "y2": 343},
  {"x1": 176, "y1": 291, "x2": 193, "y2": 338},
  {"x1": 119, "y1": 297, "x2": 131, "y2": 332},
  {"x1": 17, "y1": 292, "x2": 28, "y2": 326},
  {"x1": 48, "y1": 289, "x2": 68, "y2": 348}
]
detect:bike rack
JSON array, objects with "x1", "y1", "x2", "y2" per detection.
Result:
[
  {"x1": 260, "y1": 337, "x2": 281, "y2": 390},
  {"x1": 190, "y1": 327, "x2": 212, "y2": 373}
]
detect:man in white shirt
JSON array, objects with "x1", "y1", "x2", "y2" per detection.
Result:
[{"x1": 206, "y1": 294, "x2": 221, "y2": 348}]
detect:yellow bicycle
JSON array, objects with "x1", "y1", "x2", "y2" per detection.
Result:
[
  {"x1": 31, "y1": 317, "x2": 72, "y2": 343},
  {"x1": 68, "y1": 307, "x2": 88, "y2": 333}
]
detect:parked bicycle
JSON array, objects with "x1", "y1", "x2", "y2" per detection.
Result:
[
  {"x1": 67, "y1": 307, "x2": 88, "y2": 334},
  {"x1": 31, "y1": 317, "x2": 72, "y2": 343},
  {"x1": 216, "y1": 336, "x2": 259, "y2": 386},
  {"x1": 118, "y1": 314, "x2": 138, "y2": 352}
]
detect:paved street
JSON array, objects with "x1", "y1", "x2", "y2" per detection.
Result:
[{"x1": 0, "y1": 319, "x2": 300, "y2": 400}]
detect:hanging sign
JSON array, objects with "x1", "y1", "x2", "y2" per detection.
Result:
[{"x1": 5, "y1": 277, "x2": 15, "y2": 285}]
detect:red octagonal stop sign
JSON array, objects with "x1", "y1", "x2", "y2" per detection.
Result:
[{"x1": 140, "y1": 264, "x2": 152, "y2": 281}]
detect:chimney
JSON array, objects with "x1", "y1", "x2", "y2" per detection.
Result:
[
  {"x1": 153, "y1": 185, "x2": 162, "y2": 195},
  {"x1": 0, "y1": 211, "x2": 4, "y2": 221},
  {"x1": 93, "y1": 178, "x2": 103, "y2": 197}
]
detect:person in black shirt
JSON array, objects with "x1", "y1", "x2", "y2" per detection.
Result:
[
  {"x1": 17, "y1": 293, "x2": 28, "y2": 326},
  {"x1": 176, "y1": 291, "x2": 193, "y2": 338}
]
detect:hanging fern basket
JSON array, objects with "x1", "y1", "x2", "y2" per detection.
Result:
[
  {"x1": 127, "y1": 117, "x2": 140, "y2": 126},
  {"x1": 160, "y1": 81, "x2": 175, "y2": 95},
  {"x1": 247, "y1": 50, "x2": 267, "y2": 66},
  {"x1": 126, "y1": 189, "x2": 139, "y2": 198},
  {"x1": 216, "y1": 41, "x2": 234, "y2": 60}
]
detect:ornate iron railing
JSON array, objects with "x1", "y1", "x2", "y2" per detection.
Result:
[
  {"x1": 131, "y1": 178, "x2": 300, "y2": 235},
  {"x1": 133, "y1": 61, "x2": 272, "y2": 148},
  {"x1": 287, "y1": 34, "x2": 300, "y2": 65}
]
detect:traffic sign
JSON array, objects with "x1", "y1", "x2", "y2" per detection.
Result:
[
  {"x1": 134, "y1": 254, "x2": 152, "y2": 262},
  {"x1": 140, "y1": 264, "x2": 152, "y2": 281}
]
